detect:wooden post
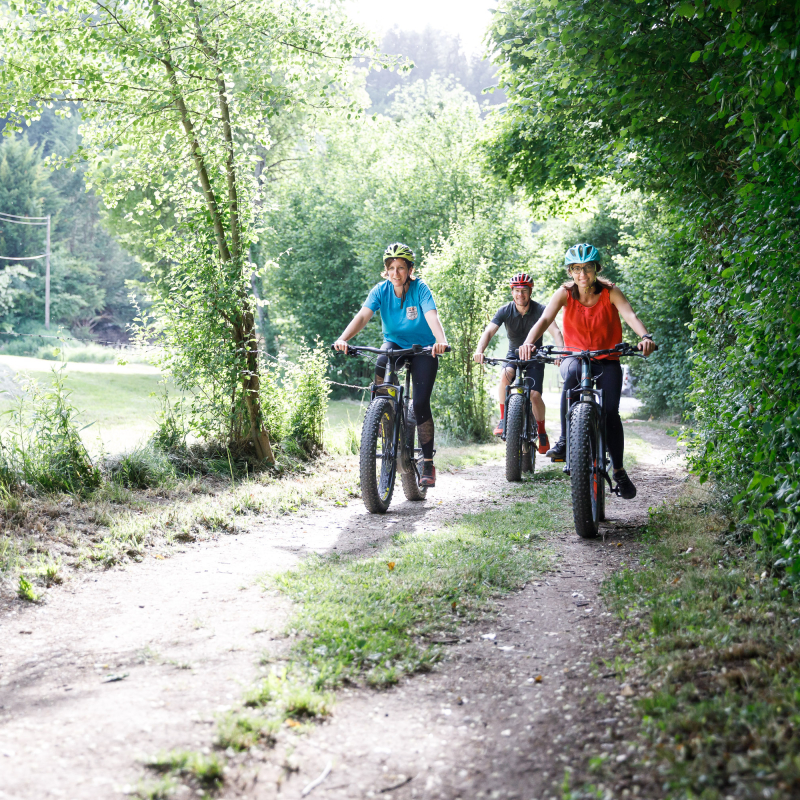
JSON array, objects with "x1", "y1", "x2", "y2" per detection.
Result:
[{"x1": 45, "y1": 215, "x2": 50, "y2": 330}]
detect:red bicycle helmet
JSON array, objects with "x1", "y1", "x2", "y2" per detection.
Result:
[{"x1": 509, "y1": 272, "x2": 533, "y2": 288}]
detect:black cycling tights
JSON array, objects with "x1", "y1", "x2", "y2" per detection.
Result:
[
  {"x1": 559, "y1": 358, "x2": 624, "y2": 470},
  {"x1": 375, "y1": 341, "x2": 439, "y2": 460}
]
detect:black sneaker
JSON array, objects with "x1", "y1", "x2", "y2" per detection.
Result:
[
  {"x1": 546, "y1": 438, "x2": 566, "y2": 462},
  {"x1": 420, "y1": 461, "x2": 436, "y2": 488},
  {"x1": 614, "y1": 469, "x2": 637, "y2": 499}
]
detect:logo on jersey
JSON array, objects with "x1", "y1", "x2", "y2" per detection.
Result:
[{"x1": 406, "y1": 306, "x2": 418, "y2": 320}]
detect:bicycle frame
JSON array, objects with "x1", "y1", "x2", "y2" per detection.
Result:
[{"x1": 371, "y1": 353, "x2": 416, "y2": 478}]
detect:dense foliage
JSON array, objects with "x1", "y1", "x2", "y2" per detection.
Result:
[
  {"x1": 260, "y1": 77, "x2": 519, "y2": 392},
  {"x1": 487, "y1": 0, "x2": 800, "y2": 578}
]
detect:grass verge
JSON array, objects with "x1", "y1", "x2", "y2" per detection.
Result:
[
  {"x1": 273, "y1": 476, "x2": 568, "y2": 689},
  {"x1": 588, "y1": 487, "x2": 800, "y2": 799}
]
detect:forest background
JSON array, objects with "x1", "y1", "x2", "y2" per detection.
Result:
[{"x1": 0, "y1": 1, "x2": 796, "y2": 580}]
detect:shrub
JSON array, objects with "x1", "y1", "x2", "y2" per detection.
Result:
[
  {"x1": 0, "y1": 368, "x2": 101, "y2": 496},
  {"x1": 285, "y1": 343, "x2": 330, "y2": 453}
]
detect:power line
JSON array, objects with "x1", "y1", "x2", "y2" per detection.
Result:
[{"x1": 0, "y1": 212, "x2": 52, "y2": 328}]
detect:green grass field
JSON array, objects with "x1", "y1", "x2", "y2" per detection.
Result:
[{"x1": 0, "y1": 355, "x2": 167, "y2": 456}]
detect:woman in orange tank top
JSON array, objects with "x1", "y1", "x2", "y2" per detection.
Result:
[{"x1": 518, "y1": 244, "x2": 655, "y2": 499}]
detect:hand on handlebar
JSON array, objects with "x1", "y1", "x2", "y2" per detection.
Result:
[
  {"x1": 473, "y1": 351, "x2": 485, "y2": 364},
  {"x1": 517, "y1": 343, "x2": 536, "y2": 361},
  {"x1": 638, "y1": 338, "x2": 656, "y2": 357},
  {"x1": 432, "y1": 342, "x2": 449, "y2": 357},
  {"x1": 333, "y1": 339, "x2": 349, "y2": 353}
]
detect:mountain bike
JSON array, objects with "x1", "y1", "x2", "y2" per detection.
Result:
[
  {"x1": 484, "y1": 352, "x2": 546, "y2": 482},
  {"x1": 332, "y1": 344, "x2": 450, "y2": 514},
  {"x1": 537, "y1": 342, "x2": 656, "y2": 539}
]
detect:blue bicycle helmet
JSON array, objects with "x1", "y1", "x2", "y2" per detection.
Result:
[{"x1": 564, "y1": 243, "x2": 600, "y2": 265}]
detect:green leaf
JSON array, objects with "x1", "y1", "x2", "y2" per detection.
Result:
[
  {"x1": 676, "y1": 2, "x2": 695, "y2": 17},
  {"x1": 689, "y1": 51, "x2": 702, "y2": 63}
]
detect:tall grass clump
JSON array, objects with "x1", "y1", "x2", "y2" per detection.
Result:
[
  {"x1": 109, "y1": 444, "x2": 177, "y2": 489},
  {"x1": 0, "y1": 368, "x2": 101, "y2": 496}
]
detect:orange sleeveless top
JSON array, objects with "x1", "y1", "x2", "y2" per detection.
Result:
[{"x1": 563, "y1": 285, "x2": 622, "y2": 361}]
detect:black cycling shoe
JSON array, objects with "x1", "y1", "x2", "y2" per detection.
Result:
[
  {"x1": 546, "y1": 438, "x2": 566, "y2": 462},
  {"x1": 614, "y1": 469, "x2": 637, "y2": 500}
]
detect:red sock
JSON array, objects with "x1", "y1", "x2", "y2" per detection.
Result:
[
  {"x1": 500, "y1": 404, "x2": 505, "y2": 420},
  {"x1": 537, "y1": 419, "x2": 546, "y2": 435}
]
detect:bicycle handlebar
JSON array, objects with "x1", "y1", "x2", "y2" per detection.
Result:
[
  {"x1": 536, "y1": 342, "x2": 658, "y2": 359},
  {"x1": 331, "y1": 343, "x2": 452, "y2": 358}
]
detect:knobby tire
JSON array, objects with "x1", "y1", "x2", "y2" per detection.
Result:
[
  {"x1": 569, "y1": 402, "x2": 602, "y2": 539},
  {"x1": 505, "y1": 394, "x2": 526, "y2": 482},
  {"x1": 360, "y1": 398, "x2": 396, "y2": 514}
]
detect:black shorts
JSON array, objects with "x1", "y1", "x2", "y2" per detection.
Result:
[{"x1": 505, "y1": 350, "x2": 544, "y2": 394}]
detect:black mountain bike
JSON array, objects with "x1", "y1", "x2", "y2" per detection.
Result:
[
  {"x1": 484, "y1": 352, "x2": 546, "y2": 482},
  {"x1": 537, "y1": 342, "x2": 656, "y2": 539},
  {"x1": 332, "y1": 344, "x2": 450, "y2": 514}
]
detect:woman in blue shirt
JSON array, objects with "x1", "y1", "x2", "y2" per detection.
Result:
[{"x1": 334, "y1": 243, "x2": 449, "y2": 487}]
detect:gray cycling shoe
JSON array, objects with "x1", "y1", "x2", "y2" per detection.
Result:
[
  {"x1": 614, "y1": 469, "x2": 637, "y2": 499},
  {"x1": 546, "y1": 438, "x2": 566, "y2": 462}
]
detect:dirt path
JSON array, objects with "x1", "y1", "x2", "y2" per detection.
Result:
[{"x1": 0, "y1": 425, "x2": 682, "y2": 799}]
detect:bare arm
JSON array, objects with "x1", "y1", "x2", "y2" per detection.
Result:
[
  {"x1": 424, "y1": 309, "x2": 449, "y2": 357},
  {"x1": 548, "y1": 319, "x2": 564, "y2": 347},
  {"x1": 333, "y1": 307, "x2": 373, "y2": 351},
  {"x1": 609, "y1": 287, "x2": 655, "y2": 356},
  {"x1": 518, "y1": 289, "x2": 569, "y2": 359},
  {"x1": 473, "y1": 322, "x2": 500, "y2": 363}
]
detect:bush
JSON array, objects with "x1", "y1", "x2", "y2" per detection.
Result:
[
  {"x1": 285, "y1": 343, "x2": 330, "y2": 453},
  {"x1": 0, "y1": 368, "x2": 101, "y2": 496}
]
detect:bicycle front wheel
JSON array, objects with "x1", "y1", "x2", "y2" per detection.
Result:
[
  {"x1": 569, "y1": 402, "x2": 602, "y2": 539},
  {"x1": 360, "y1": 397, "x2": 397, "y2": 514},
  {"x1": 505, "y1": 394, "x2": 525, "y2": 482}
]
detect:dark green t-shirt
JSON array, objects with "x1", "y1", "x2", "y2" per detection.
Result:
[{"x1": 491, "y1": 301, "x2": 546, "y2": 349}]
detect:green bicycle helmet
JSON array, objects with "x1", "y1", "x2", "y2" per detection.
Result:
[
  {"x1": 383, "y1": 242, "x2": 415, "y2": 267},
  {"x1": 564, "y1": 243, "x2": 600, "y2": 265}
]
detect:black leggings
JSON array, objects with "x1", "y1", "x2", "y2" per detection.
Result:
[
  {"x1": 559, "y1": 358, "x2": 624, "y2": 470},
  {"x1": 375, "y1": 341, "x2": 439, "y2": 460}
]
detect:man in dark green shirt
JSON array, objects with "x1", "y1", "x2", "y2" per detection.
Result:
[{"x1": 473, "y1": 273, "x2": 564, "y2": 450}]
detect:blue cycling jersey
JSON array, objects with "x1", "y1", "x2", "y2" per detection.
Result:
[{"x1": 363, "y1": 279, "x2": 437, "y2": 349}]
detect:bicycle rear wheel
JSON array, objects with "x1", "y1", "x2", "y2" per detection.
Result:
[
  {"x1": 569, "y1": 402, "x2": 602, "y2": 538},
  {"x1": 401, "y1": 402, "x2": 427, "y2": 501},
  {"x1": 360, "y1": 398, "x2": 397, "y2": 514},
  {"x1": 505, "y1": 394, "x2": 525, "y2": 482}
]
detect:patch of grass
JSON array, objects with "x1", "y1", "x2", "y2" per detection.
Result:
[
  {"x1": 274, "y1": 493, "x2": 565, "y2": 689},
  {"x1": 133, "y1": 776, "x2": 178, "y2": 800},
  {"x1": 109, "y1": 444, "x2": 177, "y2": 490},
  {"x1": 17, "y1": 574, "x2": 41, "y2": 602},
  {"x1": 215, "y1": 711, "x2": 281, "y2": 750},
  {"x1": 144, "y1": 750, "x2": 224, "y2": 791},
  {"x1": 243, "y1": 669, "x2": 334, "y2": 720},
  {"x1": 600, "y1": 486, "x2": 800, "y2": 798}
]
